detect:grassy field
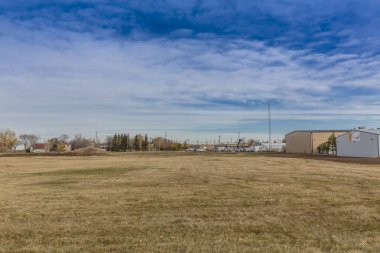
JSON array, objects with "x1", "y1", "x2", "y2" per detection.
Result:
[{"x1": 0, "y1": 153, "x2": 379, "y2": 253}]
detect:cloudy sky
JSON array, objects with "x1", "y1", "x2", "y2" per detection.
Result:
[{"x1": 1, "y1": 0, "x2": 380, "y2": 142}]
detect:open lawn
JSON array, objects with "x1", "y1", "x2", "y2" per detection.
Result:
[{"x1": 0, "y1": 153, "x2": 379, "y2": 252}]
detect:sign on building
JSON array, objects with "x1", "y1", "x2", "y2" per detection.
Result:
[{"x1": 349, "y1": 131, "x2": 361, "y2": 142}]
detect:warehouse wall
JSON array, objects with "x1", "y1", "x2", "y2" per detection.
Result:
[
  {"x1": 285, "y1": 132, "x2": 312, "y2": 154},
  {"x1": 337, "y1": 131, "x2": 379, "y2": 157}
]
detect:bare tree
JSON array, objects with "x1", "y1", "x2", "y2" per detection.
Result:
[
  {"x1": 106, "y1": 136, "x2": 113, "y2": 151},
  {"x1": 58, "y1": 134, "x2": 70, "y2": 143},
  {"x1": 12, "y1": 140, "x2": 22, "y2": 152},
  {"x1": 19, "y1": 134, "x2": 30, "y2": 151},
  {"x1": 19, "y1": 134, "x2": 40, "y2": 152},
  {"x1": 70, "y1": 134, "x2": 92, "y2": 150},
  {"x1": 29, "y1": 135, "x2": 40, "y2": 150}
]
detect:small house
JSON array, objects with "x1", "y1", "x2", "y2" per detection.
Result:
[{"x1": 33, "y1": 143, "x2": 46, "y2": 153}]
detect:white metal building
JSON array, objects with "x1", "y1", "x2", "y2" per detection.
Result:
[
  {"x1": 260, "y1": 143, "x2": 286, "y2": 152},
  {"x1": 336, "y1": 129, "x2": 380, "y2": 158}
]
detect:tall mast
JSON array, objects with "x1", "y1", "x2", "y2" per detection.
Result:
[{"x1": 268, "y1": 103, "x2": 272, "y2": 152}]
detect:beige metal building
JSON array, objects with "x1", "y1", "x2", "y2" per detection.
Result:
[{"x1": 285, "y1": 130, "x2": 348, "y2": 154}]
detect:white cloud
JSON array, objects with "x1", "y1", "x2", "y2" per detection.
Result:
[{"x1": 1, "y1": 16, "x2": 380, "y2": 141}]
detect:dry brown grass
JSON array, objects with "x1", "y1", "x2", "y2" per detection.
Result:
[{"x1": 0, "y1": 153, "x2": 379, "y2": 253}]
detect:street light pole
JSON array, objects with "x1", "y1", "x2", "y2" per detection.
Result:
[{"x1": 268, "y1": 102, "x2": 272, "y2": 152}]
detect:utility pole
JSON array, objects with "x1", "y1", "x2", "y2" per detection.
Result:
[{"x1": 268, "y1": 102, "x2": 272, "y2": 152}]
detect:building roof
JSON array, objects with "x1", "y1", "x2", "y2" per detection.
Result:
[
  {"x1": 34, "y1": 143, "x2": 46, "y2": 149},
  {"x1": 285, "y1": 130, "x2": 349, "y2": 136},
  {"x1": 343, "y1": 129, "x2": 380, "y2": 135}
]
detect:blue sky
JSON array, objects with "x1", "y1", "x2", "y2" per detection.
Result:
[{"x1": 1, "y1": 0, "x2": 380, "y2": 142}]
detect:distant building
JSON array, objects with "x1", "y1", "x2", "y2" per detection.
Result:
[
  {"x1": 337, "y1": 129, "x2": 380, "y2": 158},
  {"x1": 215, "y1": 145, "x2": 227, "y2": 152},
  {"x1": 99, "y1": 143, "x2": 109, "y2": 150},
  {"x1": 285, "y1": 130, "x2": 347, "y2": 154},
  {"x1": 260, "y1": 143, "x2": 286, "y2": 152},
  {"x1": 33, "y1": 143, "x2": 46, "y2": 153},
  {"x1": 201, "y1": 144, "x2": 215, "y2": 151},
  {"x1": 214, "y1": 143, "x2": 248, "y2": 152}
]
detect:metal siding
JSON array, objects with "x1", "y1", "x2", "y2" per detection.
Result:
[
  {"x1": 337, "y1": 131, "x2": 379, "y2": 157},
  {"x1": 285, "y1": 132, "x2": 312, "y2": 154}
]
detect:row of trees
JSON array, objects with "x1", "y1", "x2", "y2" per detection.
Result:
[
  {"x1": 107, "y1": 134, "x2": 190, "y2": 152},
  {"x1": 45, "y1": 134, "x2": 96, "y2": 152},
  {"x1": 0, "y1": 129, "x2": 190, "y2": 153},
  {"x1": 0, "y1": 129, "x2": 97, "y2": 153},
  {"x1": 107, "y1": 134, "x2": 149, "y2": 152},
  {"x1": 0, "y1": 130, "x2": 40, "y2": 153},
  {"x1": 150, "y1": 137, "x2": 189, "y2": 151},
  {"x1": 0, "y1": 128, "x2": 289, "y2": 154}
]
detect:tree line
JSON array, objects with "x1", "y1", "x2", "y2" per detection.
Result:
[
  {"x1": 107, "y1": 134, "x2": 149, "y2": 151},
  {"x1": 107, "y1": 133, "x2": 189, "y2": 151},
  {"x1": 0, "y1": 129, "x2": 189, "y2": 153}
]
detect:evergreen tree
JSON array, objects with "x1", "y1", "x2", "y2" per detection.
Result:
[
  {"x1": 117, "y1": 134, "x2": 122, "y2": 151},
  {"x1": 327, "y1": 134, "x2": 337, "y2": 153},
  {"x1": 126, "y1": 134, "x2": 131, "y2": 151},
  {"x1": 138, "y1": 135, "x2": 142, "y2": 151},
  {"x1": 111, "y1": 134, "x2": 118, "y2": 152},
  {"x1": 121, "y1": 133, "x2": 127, "y2": 151},
  {"x1": 143, "y1": 134, "x2": 149, "y2": 151},
  {"x1": 317, "y1": 134, "x2": 337, "y2": 154},
  {"x1": 133, "y1": 135, "x2": 139, "y2": 151},
  {"x1": 133, "y1": 134, "x2": 143, "y2": 151}
]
